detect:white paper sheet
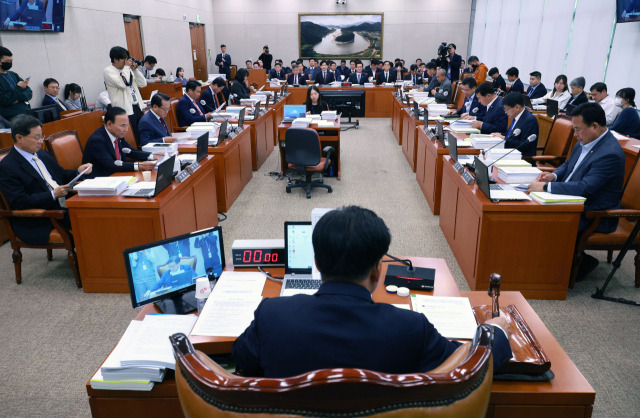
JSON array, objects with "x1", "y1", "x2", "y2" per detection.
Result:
[{"x1": 410, "y1": 295, "x2": 478, "y2": 339}]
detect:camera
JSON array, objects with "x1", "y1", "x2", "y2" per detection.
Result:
[
  {"x1": 437, "y1": 42, "x2": 449, "y2": 58},
  {"x1": 129, "y1": 58, "x2": 143, "y2": 66}
]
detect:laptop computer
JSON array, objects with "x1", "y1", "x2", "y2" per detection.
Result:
[
  {"x1": 546, "y1": 99, "x2": 559, "y2": 117},
  {"x1": 522, "y1": 94, "x2": 533, "y2": 109},
  {"x1": 448, "y1": 132, "x2": 473, "y2": 165},
  {"x1": 280, "y1": 221, "x2": 320, "y2": 297},
  {"x1": 122, "y1": 155, "x2": 176, "y2": 198},
  {"x1": 566, "y1": 103, "x2": 577, "y2": 115},
  {"x1": 196, "y1": 132, "x2": 208, "y2": 162},
  {"x1": 474, "y1": 156, "x2": 530, "y2": 201},
  {"x1": 282, "y1": 105, "x2": 307, "y2": 123}
]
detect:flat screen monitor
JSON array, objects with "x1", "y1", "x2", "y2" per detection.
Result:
[
  {"x1": 617, "y1": 0, "x2": 640, "y2": 22},
  {"x1": 218, "y1": 120, "x2": 228, "y2": 144},
  {"x1": 238, "y1": 107, "x2": 245, "y2": 128},
  {"x1": 196, "y1": 132, "x2": 208, "y2": 162},
  {"x1": 284, "y1": 105, "x2": 306, "y2": 119},
  {"x1": 123, "y1": 226, "x2": 225, "y2": 314},
  {"x1": 1, "y1": 0, "x2": 66, "y2": 32}
]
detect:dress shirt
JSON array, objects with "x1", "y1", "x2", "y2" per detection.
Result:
[
  {"x1": 507, "y1": 108, "x2": 525, "y2": 136},
  {"x1": 527, "y1": 84, "x2": 541, "y2": 97},
  {"x1": 532, "y1": 90, "x2": 571, "y2": 110},
  {"x1": 104, "y1": 128, "x2": 147, "y2": 169},
  {"x1": 14, "y1": 146, "x2": 57, "y2": 200},
  {"x1": 465, "y1": 94, "x2": 476, "y2": 113},
  {"x1": 485, "y1": 96, "x2": 498, "y2": 113},
  {"x1": 46, "y1": 94, "x2": 67, "y2": 111},
  {"x1": 598, "y1": 95, "x2": 622, "y2": 127}
]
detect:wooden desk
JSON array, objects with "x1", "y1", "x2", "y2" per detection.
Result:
[
  {"x1": 41, "y1": 110, "x2": 104, "y2": 149},
  {"x1": 277, "y1": 120, "x2": 341, "y2": 180},
  {"x1": 415, "y1": 128, "x2": 480, "y2": 215},
  {"x1": 400, "y1": 108, "x2": 425, "y2": 172},
  {"x1": 139, "y1": 83, "x2": 183, "y2": 100},
  {"x1": 391, "y1": 93, "x2": 407, "y2": 145},
  {"x1": 271, "y1": 96, "x2": 287, "y2": 145},
  {"x1": 244, "y1": 109, "x2": 275, "y2": 170},
  {"x1": 439, "y1": 156, "x2": 582, "y2": 299},
  {"x1": 177, "y1": 127, "x2": 252, "y2": 212},
  {"x1": 67, "y1": 156, "x2": 218, "y2": 293}
]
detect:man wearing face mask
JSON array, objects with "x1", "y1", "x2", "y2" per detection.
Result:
[
  {"x1": 0, "y1": 46, "x2": 32, "y2": 120},
  {"x1": 467, "y1": 56, "x2": 488, "y2": 87}
]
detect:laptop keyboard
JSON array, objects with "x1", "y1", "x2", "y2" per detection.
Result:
[
  {"x1": 490, "y1": 184, "x2": 505, "y2": 191},
  {"x1": 284, "y1": 279, "x2": 320, "y2": 289},
  {"x1": 133, "y1": 188, "x2": 154, "y2": 196}
]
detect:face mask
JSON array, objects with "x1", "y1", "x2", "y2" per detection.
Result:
[
  {"x1": 614, "y1": 97, "x2": 623, "y2": 108},
  {"x1": 1, "y1": 61, "x2": 12, "y2": 71},
  {"x1": 472, "y1": 64, "x2": 478, "y2": 70}
]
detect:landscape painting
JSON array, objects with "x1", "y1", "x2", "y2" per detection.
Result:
[{"x1": 299, "y1": 13, "x2": 383, "y2": 59}]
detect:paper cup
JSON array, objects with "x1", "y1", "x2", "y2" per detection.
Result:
[
  {"x1": 195, "y1": 277, "x2": 211, "y2": 299},
  {"x1": 142, "y1": 171, "x2": 152, "y2": 181}
]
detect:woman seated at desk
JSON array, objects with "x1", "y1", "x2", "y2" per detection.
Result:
[
  {"x1": 230, "y1": 68, "x2": 251, "y2": 103},
  {"x1": 175, "y1": 67, "x2": 188, "y2": 87},
  {"x1": 532, "y1": 74, "x2": 571, "y2": 110},
  {"x1": 64, "y1": 83, "x2": 82, "y2": 110},
  {"x1": 611, "y1": 88, "x2": 639, "y2": 138},
  {"x1": 305, "y1": 85, "x2": 329, "y2": 115}
]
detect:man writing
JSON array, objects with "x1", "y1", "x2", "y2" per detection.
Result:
[
  {"x1": 233, "y1": 206, "x2": 512, "y2": 378},
  {"x1": 470, "y1": 82, "x2": 508, "y2": 135},
  {"x1": 448, "y1": 77, "x2": 486, "y2": 120},
  {"x1": 137, "y1": 93, "x2": 178, "y2": 146},
  {"x1": 200, "y1": 77, "x2": 229, "y2": 113},
  {"x1": 491, "y1": 92, "x2": 539, "y2": 157}
]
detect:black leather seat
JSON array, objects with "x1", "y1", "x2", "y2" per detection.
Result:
[{"x1": 283, "y1": 127, "x2": 334, "y2": 199}]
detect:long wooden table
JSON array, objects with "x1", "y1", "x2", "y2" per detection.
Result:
[
  {"x1": 244, "y1": 108, "x2": 275, "y2": 170},
  {"x1": 391, "y1": 93, "x2": 407, "y2": 144},
  {"x1": 86, "y1": 258, "x2": 595, "y2": 417},
  {"x1": 400, "y1": 108, "x2": 425, "y2": 172},
  {"x1": 67, "y1": 156, "x2": 218, "y2": 293}
]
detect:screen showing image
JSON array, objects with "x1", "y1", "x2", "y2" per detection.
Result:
[
  {"x1": 1, "y1": 0, "x2": 66, "y2": 32},
  {"x1": 284, "y1": 105, "x2": 307, "y2": 119},
  {"x1": 617, "y1": 0, "x2": 640, "y2": 22},
  {"x1": 286, "y1": 223, "x2": 313, "y2": 270}
]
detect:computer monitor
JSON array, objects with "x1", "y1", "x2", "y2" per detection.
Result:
[
  {"x1": 217, "y1": 120, "x2": 228, "y2": 144},
  {"x1": 196, "y1": 132, "x2": 208, "y2": 162},
  {"x1": 436, "y1": 120, "x2": 444, "y2": 142},
  {"x1": 546, "y1": 99, "x2": 558, "y2": 117},
  {"x1": 123, "y1": 226, "x2": 225, "y2": 314},
  {"x1": 284, "y1": 105, "x2": 306, "y2": 119},
  {"x1": 447, "y1": 132, "x2": 459, "y2": 161},
  {"x1": 238, "y1": 107, "x2": 245, "y2": 128},
  {"x1": 27, "y1": 104, "x2": 59, "y2": 124}
]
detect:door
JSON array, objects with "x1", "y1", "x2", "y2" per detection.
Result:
[
  {"x1": 190, "y1": 23, "x2": 207, "y2": 80},
  {"x1": 124, "y1": 15, "x2": 144, "y2": 61}
]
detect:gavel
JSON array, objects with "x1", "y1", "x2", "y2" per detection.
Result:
[{"x1": 488, "y1": 273, "x2": 502, "y2": 318}]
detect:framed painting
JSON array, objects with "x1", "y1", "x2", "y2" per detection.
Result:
[{"x1": 298, "y1": 13, "x2": 383, "y2": 59}]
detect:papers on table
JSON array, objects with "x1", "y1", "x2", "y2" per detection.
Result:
[
  {"x1": 190, "y1": 271, "x2": 266, "y2": 337},
  {"x1": 450, "y1": 120, "x2": 481, "y2": 134},
  {"x1": 497, "y1": 166, "x2": 542, "y2": 184},
  {"x1": 73, "y1": 176, "x2": 136, "y2": 196},
  {"x1": 530, "y1": 192, "x2": 586, "y2": 204},
  {"x1": 411, "y1": 295, "x2": 478, "y2": 340}
]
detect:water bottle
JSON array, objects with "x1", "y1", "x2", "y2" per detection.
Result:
[
  {"x1": 195, "y1": 277, "x2": 212, "y2": 315},
  {"x1": 197, "y1": 297, "x2": 207, "y2": 315}
]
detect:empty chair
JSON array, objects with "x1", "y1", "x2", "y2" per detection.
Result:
[{"x1": 283, "y1": 128, "x2": 334, "y2": 199}]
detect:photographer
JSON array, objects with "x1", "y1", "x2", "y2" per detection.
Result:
[
  {"x1": 259, "y1": 45, "x2": 273, "y2": 71},
  {"x1": 445, "y1": 43, "x2": 462, "y2": 82}
]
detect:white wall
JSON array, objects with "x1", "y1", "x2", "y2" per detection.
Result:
[
  {"x1": 469, "y1": 0, "x2": 640, "y2": 96},
  {"x1": 212, "y1": 0, "x2": 472, "y2": 69},
  {"x1": 0, "y1": 0, "x2": 215, "y2": 108}
]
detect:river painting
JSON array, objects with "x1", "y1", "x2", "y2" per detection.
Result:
[{"x1": 299, "y1": 13, "x2": 383, "y2": 59}]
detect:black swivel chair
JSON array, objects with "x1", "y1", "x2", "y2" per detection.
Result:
[{"x1": 282, "y1": 128, "x2": 334, "y2": 199}]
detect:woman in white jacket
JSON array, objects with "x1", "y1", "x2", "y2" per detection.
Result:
[{"x1": 532, "y1": 74, "x2": 571, "y2": 110}]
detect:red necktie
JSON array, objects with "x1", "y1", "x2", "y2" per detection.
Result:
[
  {"x1": 192, "y1": 99, "x2": 204, "y2": 115},
  {"x1": 114, "y1": 139, "x2": 121, "y2": 160},
  {"x1": 160, "y1": 118, "x2": 169, "y2": 135}
]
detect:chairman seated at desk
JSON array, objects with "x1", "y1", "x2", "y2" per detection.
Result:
[
  {"x1": 177, "y1": 80, "x2": 214, "y2": 126},
  {"x1": 286, "y1": 65, "x2": 307, "y2": 86},
  {"x1": 313, "y1": 60, "x2": 335, "y2": 85},
  {"x1": 143, "y1": 255, "x2": 197, "y2": 300},
  {"x1": 232, "y1": 206, "x2": 513, "y2": 378},
  {"x1": 137, "y1": 93, "x2": 177, "y2": 146}
]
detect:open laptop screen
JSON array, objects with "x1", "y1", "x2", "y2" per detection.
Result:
[
  {"x1": 284, "y1": 105, "x2": 306, "y2": 119},
  {"x1": 284, "y1": 222, "x2": 313, "y2": 272}
]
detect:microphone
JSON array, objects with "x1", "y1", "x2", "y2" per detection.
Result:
[
  {"x1": 122, "y1": 148, "x2": 132, "y2": 154},
  {"x1": 486, "y1": 134, "x2": 537, "y2": 167},
  {"x1": 481, "y1": 128, "x2": 522, "y2": 156},
  {"x1": 384, "y1": 253, "x2": 414, "y2": 272},
  {"x1": 210, "y1": 103, "x2": 235, "y2": 132}
]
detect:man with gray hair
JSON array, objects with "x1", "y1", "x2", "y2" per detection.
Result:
[
  {"x1": 567, "y1": 77, "x2": 588, "y2": 108},
  {"x1": 431, "y1": 68, "x2": 452, "y2": 104}
]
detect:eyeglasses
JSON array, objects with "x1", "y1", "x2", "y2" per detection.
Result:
[
  {"x1": 160, "y1": 106, "x2": 171, "y2": 111},
  {"x1": 25, "y1": 134, "x2": 44, "y2": 141}
]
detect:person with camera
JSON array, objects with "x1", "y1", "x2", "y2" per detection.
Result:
[
  {"x1": 103, "y1": 46, "x2": 147, "y2": 145},
  {"x1": 445, "y1": 43, "x2": 462, "y2": 82},
  {"x1": 259, "y1": 45, "x2": 273, "y2": 71}
]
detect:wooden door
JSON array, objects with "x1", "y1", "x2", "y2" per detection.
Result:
[
  {"x1": 123, "y1": 15, "x2": 144, "y2": 61},
  {"x1": 190, "y1": 23, "x2": 207, "y2": 81}
]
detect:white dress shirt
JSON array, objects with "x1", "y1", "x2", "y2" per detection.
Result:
[
  {"x1": 598, "y1": 95, "x2": 622, "y2": 127},
  {"x1": 14, "y1": 146, "x2": 57, "y2": 200},
  {"x1": 532, "y1": 90, "x2": 571, "y2": 110}
]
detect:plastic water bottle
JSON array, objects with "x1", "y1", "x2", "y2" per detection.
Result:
[
  {"x1": 197, "y1": 297, "x2": 207, "y2": 315},
  {"x1": 195, "y1": 277, "x2": 212, "y2": 315}
]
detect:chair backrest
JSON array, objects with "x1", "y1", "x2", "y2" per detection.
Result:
[
  {"x1": 0, "y1": 147, "x2": 12, "y2": 211},
  {"x1": 124, "y1": 124, "x2": 138, "y2": 149},
  {"x1": 156, "y1": 256, "x2": 197, "y2": 278},
  {"x1": 543, "y1": 115, "x2": 574, "y2": 158},
  {"x1": 285, "y1": 128, "x2": 321, "y2": 168},
  {"x1": 170, "y1": 325, "x2": 494, "y2": 418},
  {"x1": 169, "y1": 100, "x2": 183, "y2": 129},
  {"x1": 453, "y1": 86, "x2": 466, "y2": 109},
  {"x1": 27, "y1": 104, "x2": 60, "y2": 124},
  {"x1": 45, "y1": 130, "x2": 83, "y2": 170},
  {"x1": 622, "y1": 156, "x2": 640, "y2": 210},
  {"x1": 451, "y1": 81, "x2": 458, "y2": 101}
]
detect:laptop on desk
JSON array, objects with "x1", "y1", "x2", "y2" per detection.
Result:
[
  {"x1": 280, "y1": 221, "x2": 320, "y2": 297},
  {"x1": 448, "y1": 132, "x2": 473, "y2": 165},
  {"x1": 546, "y1": 99, "x2": 559, "y2": 117},
  {"x1": 122, "y1": 155, "x2": 175, "y2": 198},
  {"x1": 522, "y1": 94, "x2": 533, "y2": 109},
  {"x1": 282, "y1": 105, "x2": 307, "y2": 123},
  {"x1": 474, "y1": 156, "x2": 530, "y2": 201}
]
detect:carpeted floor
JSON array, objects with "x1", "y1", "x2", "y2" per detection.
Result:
[{"x1": 0, "y1": 119, "x2": 638, "y2": 417}]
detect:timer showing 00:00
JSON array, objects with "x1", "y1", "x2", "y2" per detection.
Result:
[{"x1": 232, "y1": 247, "x2": 285, "y2": 267}]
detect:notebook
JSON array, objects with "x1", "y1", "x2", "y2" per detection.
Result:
[
  {"x1": 280, "y1": 221, "x2": 319, "y2": 297},
  {"x1": 122, "y1": 155, "x2": 175, "y2": 198},
  {"x1": 474, "y1": 156, "x2": 530, "y2": 201}
]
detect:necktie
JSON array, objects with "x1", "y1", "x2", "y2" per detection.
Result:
[
  {"x1": 192, "y1": 99, "x2": 204, "y2": 115},
  {"x1": 506, "y1": 118, "x2": 516, "y2": 137},
  {"x1": 56, "y1": 98, "x2": 67, "y2": 111},
  {"x1": 385, "y1": 72, "x2": 388, "y2": 82},
  {"x1": 160, "y1": 118, "x2": 169, "y2": 135},
  {"x1": 213, "y1": 92, "x2": 218, "y2": 108},
  {"x1": 357, "y1": 73, "x2": 360, "y2": 83},
  {"x1": 323, "y1": 72, "x2": 326, "y2": 83},
  {"x1": 113, "y1": 139, "x2": 121, "y2": 160},
  {"x1": 413, "y1": 75, "x2": 416, "y2": 85},
  {"x1": 294, "y1": 75, "x2": 298, "y2": 85},
  {"x1": 32, "y1": 154, "x2": 59, "y2": 190}
]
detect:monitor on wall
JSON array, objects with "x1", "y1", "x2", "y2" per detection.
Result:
[
  {"x1": 1, "y1": 0, "x2": 65, "y2": 32},
  {"x1": 617, "y1": 0, "x2": 640, "y2": 23}
]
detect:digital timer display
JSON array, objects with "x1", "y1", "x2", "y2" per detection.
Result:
[{"x1": 231, "y1": 239, "x2": 285, "y2": 267}]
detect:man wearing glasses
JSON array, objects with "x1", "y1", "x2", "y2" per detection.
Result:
[
  {"x1": 0, "y1": 115, "x2": 92, "y2": 245},
  {"x1": 137, "y1": 93, "x2": 178, "y2": 146}
]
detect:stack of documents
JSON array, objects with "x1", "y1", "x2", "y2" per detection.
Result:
[
  {"x1": 142, "y1": 143, "x2": 178, "y2": 154},
  {"x1": 493, "y1": 159, "x2": 532, "y2": 167},
  {"x1": 74, "y1": 176, "x2": 136, "y2": 196},
  {"x1": 530, "y1": 192, "x2": 586, "y2": 205},
  {"x1": 411, "y1": 295, "x2": 478, "y2": 340},
  {"x1": 321, "y1": 110, "x2": 338, "y2": 120},
  {"x1": 292, "y1": 117, "x2": 312, "y2": 127},
  {"x1": 187, "y1": 122, "x2": 219, "y2": 139},
  {"x1": 314, "y1": 120, "x2": 335, "y2": 128},
  {"x1": 240, "y1": 98, "x2": 261, "y2": 106},
  {"x1": 484, "y1": 148, "x2": 521, "y2": 162},
  {"x1": 329, "y1": 81, "x2": 342, "y2": 87},
  {"x1": 225, "y1": 106, "x2": 245, "y2": 115},
  {"x1": 497, "y1": 166, "x2": 542, "y2": 183},
  {"x1": 427, "y1": 103, "x2": 449, "y2": 116},
  {"x1": 449, "y1": 120, "x2": 481, "y2": 134},
  {"x1": 364, "y1": 83, "x2": 375, "y2": 88},
  {"x1": 469, "y1": 134, "x2": 502, "y2": 148}
]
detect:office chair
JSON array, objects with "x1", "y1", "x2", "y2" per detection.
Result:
[
  {"x1": 170, "y1": 325, "x2": 495, "y2": 418},
  {"x1": 528, "y1": 115, "x2": 574, "y2": 169},
  {"x1": 27, "y1": 104, "x2": 60, "y2": 124},
  {"x1": 44, "y1": 130, "x2": 83, "y2": 170},
  {"x1": 169, "y1": 100, "x2": 188, "y2": 132},
  {"x1": 282, "y1": 128, "x2": 334, "y2": 199}
]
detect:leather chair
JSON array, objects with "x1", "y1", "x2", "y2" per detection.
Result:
[
  {"x1": 569, "y1": 157, "x2": 640, "y2": 288},
  {"x1": 169, "y1": 100, "x2": 188, "y2": 132},
  {"x1": 0, "y1": 147, "x2": 81, "y2": 288},
  {"x1": 170, "y1": 325, "x2": 495, "y2": 418},
  {"x1": 448, "y1": 84, "x2": 466, "y2": 110},
  {"x1": 528, "y1": 115, "x2": 574, "y2": 169},
  {"x1": 282, "y1": 128, "x2": 334, "y2": 199},
  {"x1": 156, "y1": 256, "x2": 198, "y2": 278},
  {"x1": 44, "y1": 130, "x2": 83, "y2": 170}
]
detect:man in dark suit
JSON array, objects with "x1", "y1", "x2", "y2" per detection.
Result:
[
  {"x1": 313, "y1": 60, "x2": 335, "y2": 85},
  {"x1": 567, "y1": 77, "x2": 589, "y2": 108},
  {"x1": 286, "y1": 65, "x2": 307, "y2": 86},
  {"x1": 365, "y1": 59, "x2": 380, "y2": 81},
  {"x1": 526, "y1": 71, "x2": 547, "y2": 99},
  {"x1": 337, "y1": 59, "x2": 350, "y2": 79},
  {"x1": 430, "y1": 69, "x2": 452, "y2": 104},
  {"x1": 176, "y1": 81, "x2": 213, "y2": 126},
  {"x1": 41, "y1": 78, "x2": 67, "y2": 112},
  {"x1": 82, "y1": 107, "x2": 157, "y2": 178},
  {"x1": 0, "y1": 115, "x2": 92, "y2": 245},
  {"x1": 269, "y1": 62, "x2": 286, "y2": 80},
  {"x1": 446, "y1": 43, "x2": 462, "y2": 82},
  {"x1": 376, "y1": 61, "x2": 397, "y2": 84},
  {"x1": 199, "y1": 78, "x2": 229, "y2": 113},
  {"x1": 403, "y1": 64, "x2": 424, "y2": 86},
  {"x1": 505, "y1": 67, "x2": 524, "y2": 94},
  {"x1": 348, "y1": 61, "x2": 367, "y2": 85},
  {"x1": 471, "y1": 82, "x2": 508, "y2": 135},
  {"x1": 232, "y1": 206, "x2": 512, "y2": 378},
  {"x1": 493, "y1": 92, "x2": 539, "y2": 157},
  {"x1": 305, "y1": 58, "x2": 318, "y2": 79},
  {"x1": 450, "y1": 77, "x2": 487, "y2": 120},
  {"x1": 488, "y1": 67, "x2": 507, "y2": 93},
  {"x1": 215, "y1": 44, "x2": 231, "y2": 79},
  {"x1": 530, "y1": 103, "x2": 625, "y2": 233},
  {"x1": 138, "y1": 93, "x2": 178, "y2": 146}
]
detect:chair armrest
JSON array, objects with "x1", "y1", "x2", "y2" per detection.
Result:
[
  {"x1": 585, "y1": 209, "x2": 640, "y2": 219},
  {"x1": 0, "y1": 209, "x2": 65, "y2": 219},
  {"x1": 323, "y1": 146, "x2": 335, "y2": 170},
  {"x1": 174, "y1": 126, "x2": 187, "y2": 132},
  {"x1": 536, "y1": 166, "x2": 556, "y2": 173},
  {"x1": 446, "y1": 105, "x2": 457, "y2": 109},
  {"x1": 530, "y1": 155, "x2": 564, "y2": 162}
]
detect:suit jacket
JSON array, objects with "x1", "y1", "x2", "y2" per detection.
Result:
[
  {"x1": 567, "y1": 92, "x2": 588, "y2": 107},
  {"x1": 447, "y1": 53, "x2": 462, "y2": 82},
  {"x1": 232, "y1": 281, "x2": 512, "y2": 378},
  {"x1": 0, "y1": 148, "x2": 77, "y2": 244},
  {"x1": 176, "y1": 94, "x2": 207, "y2": 126},
  {"x1": 286, "y1": 73, "x2": 308, "y2": 86},
  {"x1": 305, "y1": 67, "x2": 318, "y2": 80},
  {"x1": 138, "y1": 110, "x2": 170, "y2": 146},
  {"x1": 504, "y1": 109, "x2": 538, "y2": 157},
  {"x1": 480, "y1": 97, "x2": 508, "y2": 135},
  {"x1": 403, "y1": 73, "x2": 424, "y2": 86},
  {"x1": 509, "y1": 78, "x2": 525, "y2": 94},
  {"x1": 103, "y1": 65, "x2": 146, "y2": 115},
  {"x1": 348, "y1": 72, "x2": 367, "y2": 85},
  {"x1": 215, "y1": 53, "x2": 231, "y2": 75},
  {"x1": 492, "y1": 75, "x2": 507, "y2": 92},
  {"x1": 42, "y1": 95, "x2": 67, "y2": 112},
  {"x1": 456, "y1": 94, "x2": 487, "y2": 120},
  {"x1": 82, "y1": 126, "x2": 151, "y2": 178},
  {"x1": 337, "y1": 66, "x2": 351, "y2": 79},
  {"x1": 376, "y1": 71, "x2": 397, "y2": 84},
  {"x1": 199, "y1": 86, "x2": 222, "y2": 113},
  {"x1": 230, "y1": 81, "x2": 251, "y2": 101},
  {"x1": 269, "y1": 69, "x2": 286, "y2": 80},
  {"x1": 526, "y1": 83, "x2": 547, "y2": 100},
  {"x1": 433, "y1": 78, "x2": 452, "y2": 104},
  {"x1": 551, "y1": 131, "x2": 625, "y2": 232},
  {"x1": 314, "y1": 71, "x2": 335, "y2": 85}
]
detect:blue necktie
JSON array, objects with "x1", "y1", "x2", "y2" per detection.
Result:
[{"x1": 506, "y1": 118, "x2": 516, "y2": 137}]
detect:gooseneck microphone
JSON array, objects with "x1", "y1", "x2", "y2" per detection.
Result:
[{"x1": 486, "y1": 134, "x2": 537, "y2": 166}]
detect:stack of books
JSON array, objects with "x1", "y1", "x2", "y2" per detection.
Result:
[
  {"x1": 469, "y1": 133, "x2": 502, "y2": 148},
  {"x1": 321, "y1": 111, "x2": 338, "y2": 120},
  {"x1": 74, "y1": 177, "x2": 137, "y2": 196},
  {"x1": 497, "y1": 166, "x2": 542, "y2": 183},
  {"x1": 292, "y1": 117, "x2": 312, "y2": 128},
  {"x1": 530, "y1": 192, "x2": 586, "y2": 205},
  {"x1": 449, "y1": 120, "x2": 481, "y2": 134}
]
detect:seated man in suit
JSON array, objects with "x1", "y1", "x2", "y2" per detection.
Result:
[
  {"x1": 313, "y1": 60, "x2": 335, "y2": 85},
  {"x1": 567, "y1": 77, "x2": 588, "y2": 108},
  {"x1": 200, "y1": 77, "x2": 228, "y2": 113},
  {"x1": 505, "y1": 67, "x2": 524, "y2": 94},
  {"x1": 376, "y1": 60, "x2": 397, "y2": 84},
  {"x1": 138, "y1": 93, "x2": 178, "y2": 146},
  {"x1": 449, "y1": 77, "x2": 487, "y2": 120},
  {"x1": 590, "y1": 82, "x2": 620, "y2": 127},
  {"x1": 269, "y1": 62, "x2": 286, "y2": 81},
  {"x1": 232, "y1": 205, "x2": 512, "y2": 378},
  {"x1": 488, "y1": 67, "x2": 507, "y2": 93},
  {"x1": 41, "y1": 78, "x2": 67, "y2": 112},
  {"x1": 430, "y1": 69, "x2": 452, "y2": 104},
  {"x1": 423, "y1": 62, "x2": 438, "y2": 92},
  {"x1": 348, "y1": 61, "x2": 367, "y2": 85},
  {"x1": 143, "y1": 256, "x2": 197, "y2": 300},
  {"x1": 0, "y1": 115, "x2": 92, "y2": 245},
  {"x1": 470, "y1": 82, "x2": 508, "y2": 135},
  {"x1": 176, "y1": 80, "x2": 213, "y2": 126},
  {"x1": 286, "y1": 64, "x2": 307, "y2": 86},
  {"x1": 306, "y1": 58, "x2": 318, "y2": 80},
  {"x1": 82, "y1": 106, "x2": 157, "y2": 178},
  {"x1": 526, "y1": 71, "x2": 547, "y2": 99},
  {"x1": 490, "y1": 92, "x2": 538, "y2": 157},
  {"x1": 403, "y1": 64, "x2": 424, "y2": 86}
]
